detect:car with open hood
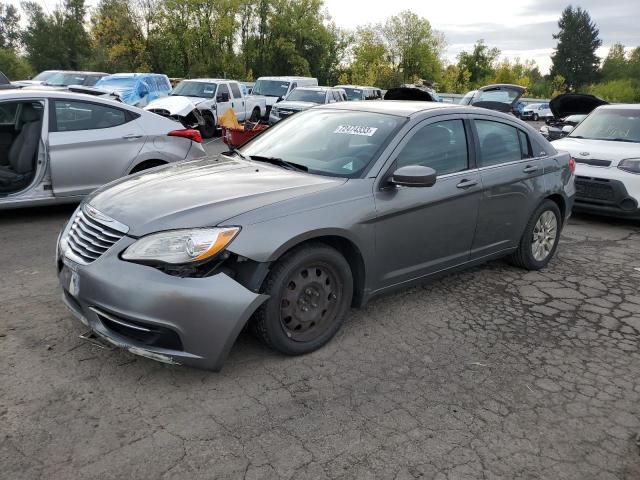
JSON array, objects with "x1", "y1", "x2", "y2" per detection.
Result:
[
  {"x1": 552, "y1": 104, "x2": 640, "y2": 219},
  {"x1": 56, "y1": 101, "x2": 574, "y2": 370},
  {"x1": 541, "y1": 93, "x2": 608, "y2": 141},
  {"x1": 459, "y1": 84, "x2": 526, "y2": 116}
]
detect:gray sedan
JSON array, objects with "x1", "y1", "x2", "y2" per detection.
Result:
[
  {"x1": 56, "y1": 101, "x2": 575, "y2": 370},
  {"x1": 0, "y1": 89, "x2": 205, "y2": 209}
]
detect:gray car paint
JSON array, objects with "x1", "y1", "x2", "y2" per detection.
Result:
[{"x1": 58, "y1": 101, "x2": 574, "y2": 370}]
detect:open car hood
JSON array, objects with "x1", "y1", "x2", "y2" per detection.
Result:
[
  {"x1": 384, "y1": 87, "x2": 436, "y2": 102},
  {"x1": 145, "y1": 96, "x2": 198, "y2": 116},
  {"x1": 471, "y1": 84, "x2": 526, "y2": 113},
  {"x1": 549, "y1": 93, "x2": 608, "y2": 118}
]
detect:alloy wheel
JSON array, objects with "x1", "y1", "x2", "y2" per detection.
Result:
[{"x1": 531, "y1": 210, "x2": 558, "y2": 261}]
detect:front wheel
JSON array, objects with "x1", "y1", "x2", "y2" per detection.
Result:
[
  {"x1": 252, "y1": 244, "x2": 353, "y2": 355},
  {"x1": 199, "y1": 112, "x2": 217, "y2": 139},
  {"x1": 508, "y1": 200, "x2": 561, "y2": 270}
]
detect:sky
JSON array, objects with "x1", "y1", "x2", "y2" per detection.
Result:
[{"x1": 13, "y1": 0, "x2": 640, "y2": 73}]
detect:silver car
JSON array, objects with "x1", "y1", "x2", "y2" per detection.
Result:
[
  {"x1": 57, "y1": 102, "x2": 575, "y2": 370},
  {"x1": 0, "y1": 89, "x2": 205, "y2": 209}
]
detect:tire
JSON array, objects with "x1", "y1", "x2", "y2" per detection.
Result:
[
  {"x1": 249, "y1": 107, "x2": 260, "y2": 122},
  {"x1": 199, "y1": 112, "x2": 217, "y2": 139},
  {"x1": 252, "y1": 243, "x2": 353, "y2": 355},
  {"x1": 533, "y1": 113, "x2": 539, "y2": 121},
  {"x1": 508, "y1": 200, "x2": 561, "y2": 270}
]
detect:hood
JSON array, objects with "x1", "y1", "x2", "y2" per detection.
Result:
[
  {"x1": 549, "y1": 93, "x2": 608, "y2": 119},
  {"x1": 275, "y1": 101, "x2": 319, "y2": 111},
  {"x1": 552, "y1": 136, "x2": 640, "y2": 166},
  {"x1": 384, "y1": 87, "x2": 436, "y2": 102},
  {"x1": 472, "y1": 84, "x2": 526, "y2": 113},
  {"x1": 251, "y1": 95, "x2": 280, "y2": 106},
  {"x1": 145, "y1": 96, "x2": 198, "y2": 116},
  {"x1": 86, "y1": 157, "x2": 344, "y2": 236}
]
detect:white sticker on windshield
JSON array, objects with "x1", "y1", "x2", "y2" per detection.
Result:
[
  {"x1": 334, "y1": 125, "x2": 378, "y2": 136},
  {"x1": 203, "y1": 88, "x2": 214, "y2": 94},
  {"x1": 281, "y1": 84, "x2": 289, "y2": 88}
]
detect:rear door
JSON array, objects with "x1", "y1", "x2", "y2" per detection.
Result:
[
  {"x1": 373, "y1": 116, "x2": 481, "y2": 288},
  {"x1": 470, "y1": 115, "x2": 546, "y2": 258},
  {"x1": 228, "y1": 82, "x2": 246, "y2": 121},
  {"x1": 48, "y1": 99, "x2": 146, "y2": 197}
]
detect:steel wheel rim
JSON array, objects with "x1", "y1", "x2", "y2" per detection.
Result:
[
  {"x1": 531, "y1": 210, "x2": 558, "y2": 261},
  {"x1": 279, "y1": 262, "x2": 342, "y2": 342}
]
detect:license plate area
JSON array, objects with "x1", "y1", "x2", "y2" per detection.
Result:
[{"x1": 61, "y1": 258, "x2": 80, "y2": 297}]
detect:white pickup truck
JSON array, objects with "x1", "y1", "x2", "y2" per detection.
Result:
[{"x1": 145, "y1": 79, "x2": 267, "y2": 138}]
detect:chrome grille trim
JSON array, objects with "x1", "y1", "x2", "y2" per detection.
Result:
[{"x1": 63, "y1": 205, "x2": 129, "y2": 265}]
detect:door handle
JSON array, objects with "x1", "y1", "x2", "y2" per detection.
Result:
[
  {"x1": 523, "y1": 165, "x2": 539, "y2": 173},
  {"x1": 456, "y1": 179, "x2": 478, "y2": 189},
  {"x1": 122, "y1": 134, "x2": 142, "y2": 140}
]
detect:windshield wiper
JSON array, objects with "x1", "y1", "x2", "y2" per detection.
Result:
[
  {"x1": 248, "y1": 155, "x2": 308, "y2": 172},
  {"x1": 603, "y1": 137, "x2": 639, "y2": 143}
]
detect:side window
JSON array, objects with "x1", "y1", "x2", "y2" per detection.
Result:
[
  {"x1": 217, "y1": 84, "x2": 230, "y2": 101},
  {"x1": 332, "y1": 90, "x2": 341, "y2": 102},
  {"x1": 289, "y1": 82, "x2": 297, "y2": 94},
  {"x1": 476, "y1": 120, "x2": 523, "y2": 167},
  {"x1": 396, "y1": 120, "x2": 469, "y2": 175},
  {"x1": 0, "y1": 102, "x2": 19, "y2": 124},
  {"x1": 518, "y1": 130, "x2": 532, "y2": 159},
  {"x1": 229, "y1": 82, "x2": 242, "y2": 99},
  {"x1": 54, "y1": 101, "x2": 128, "y2": 132}
]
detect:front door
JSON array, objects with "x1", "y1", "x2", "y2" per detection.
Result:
[
  {"x1": 49, "y1": 99, "x2": 146, "y2": 197},
  {"x1": 373, "y1": 116, "x2": 481, "y2": 289},
  {"x1": 228, "y1": 82, "x2": 246, "y2": 121},
  {"x1": 215, "y1": 84, "x2": 232, "y2": 124}
]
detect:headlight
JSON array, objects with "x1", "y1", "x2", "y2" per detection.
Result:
[
  {"x1": 122, "y1": 227, "x2": 240, "y2": 265},
  {"x1": 271, "y1": 107, "x2": 279, "y2": 116},
  {"x1": 618, "y1": 158, "x2": 640, "y2": 174}
]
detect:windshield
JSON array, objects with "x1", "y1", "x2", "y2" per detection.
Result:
[
  {"x1": 173, "y1": 81, "x2": 217, "y2": 98},
  {"x1": 253, "y1": 79, "x2": 290, "y2": 97},
  {"x1": 44, "y1": 72, "x2": 88, "y2": 86},
  {"x1": 459, "y1": 91, "x2": 476, "y2": 105},
  {"x1": 240, "y1": 109, "x2": 405, "y2": 178},
  {"x1": 285, "y1": 89, "x2": 326, "y2": 104},
  {"x1": 342, "y1": 88, "x2": 364, "y2": 101},
  {"x1": 95, "y1": 77, "x2": 137, "y2": 90},
  {"x1": 474, "y1": 88, "x2": 521, "y2": 105},
  {"x1": 33, "y1": 71, "x2": 57, "y2": 82},
  {"x1": 569, "y1": 109, "x2": 640, "y2": 143}
]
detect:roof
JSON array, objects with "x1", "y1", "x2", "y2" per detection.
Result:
[
  {"x1": 335, "y1": 85, "x2": 377, "y2": 89},
  {"x1": 106, "y1": 73, "x2": 166, "y2": 78},
  {"x1": 318, "y1": 100, "x2": 466, "y2": 117},
  {"x1": 257, "y1": 76, "x2": 316, "y2": 81},
  {"x1": 0, "y1": 88, "x2": 137, "y2": 106},
  {"x1": 295, "y1": 86, "x2": 338, "y2": 91},
  {"x1": 182, "y1": 78, "x2": 231, "y2": 83},
  {"x1": 596, "y1": 104, "x2": 640, "y2": 110}
]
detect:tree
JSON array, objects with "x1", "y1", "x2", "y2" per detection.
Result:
[
  {"x1": 601, "y1": 43, "x2": 628, "y2": 81},
  {"x1": 62, "y1": 0, "x2": 91, "y2": 70},
  {"x1": 383, "y1": 10, "x2": 443, "y2": 84},
  {"x1": 550, "y1": 6, "x2": 602, "y2": 90},
  {"x1": 0, "y1": 3, "x2": 21, "y2": 50},
  {"x1": 0, "y1": 48, "x2": 33, "y2": 79},
  {"x1": 91, "y1": 0, "x2": 148, "y2": 72},
  {"x1": 456, "y1": 40, "x2": 499, "y2": 87}
]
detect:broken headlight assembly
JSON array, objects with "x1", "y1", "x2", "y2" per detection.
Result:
[{"x1": 122, "y1": 227, "x2": 240, "y2": 266}]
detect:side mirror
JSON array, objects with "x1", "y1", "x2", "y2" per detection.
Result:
[
  {"x1": 561, "y1": 125, "x2": 574, "y2": 135},
  {"x1": 276, "y1": 96, "x2": 283, "y2": 102},
  {"x1": 217, "y1": 93, "x2": 229, "y2": 102},
  {"x1": 390, "y1": 165, "x2": 437, "y2": 187}
]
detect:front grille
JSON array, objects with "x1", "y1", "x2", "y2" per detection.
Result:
[
  {"x1": 66, "y1": 208, "x2": 127, "y2": 264},
  {"x1": 575, "y1": 158, "x2": 612, "y2": 167},
  {"x1": 575, "y1": 177, "x2": 615, "y2": 201}
]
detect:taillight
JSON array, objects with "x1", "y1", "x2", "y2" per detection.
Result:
[
  {"x1": 568, "y1": 157, "x2": 576, "y2": 174},
  {"x1": 168, "y1": 129, "x2": 202, "y2": 143}
]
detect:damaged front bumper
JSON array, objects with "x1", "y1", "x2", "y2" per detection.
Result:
[{"x1": 56, "y1": 235, "x2": 268, "y2": 371}]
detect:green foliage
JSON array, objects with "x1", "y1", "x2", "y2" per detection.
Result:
[
  {"x1": 456, "y1": 40, "x2": 500, "y2": 87},
  {"x1": 0, "y1": 3, "x2": 21, "y2": 49},
  {"x1": 550, "y1": 6, "x2": 602, "y2": 90},
  {"x1": 0, "y1": 48, "x2": 33, "y2": 79},
  {"x1": 588, "y1": 79, "x2": 640, "y2": 103}
]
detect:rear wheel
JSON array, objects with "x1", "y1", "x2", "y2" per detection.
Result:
[
  {"x1": 249, "y1": 107, "x2": 260, "y2": 122},
  {"x1": 253, "y1": 244, "x2": 353, "y2": 355},
  {"x1": 508, "y1": 200, "x2": 561, "y2": 270},
  {"x1": 199, "y1": 112, "x2": 217, "y2": 139}
]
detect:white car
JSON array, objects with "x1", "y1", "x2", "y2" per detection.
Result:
[
  {"x1": 145, "y1": 79, "x2": 266, "y2": 138},
  {"x1": 0, "y1": 89, "x2": 205, "y2": 209},
  {"x1": 521, "y1": 103, "x2": 552, "y2": 121},
  {"x1": 552, "y1": 104, "x2": 640, "y2": 219},
  {"x1": 251, "y1": 76, "x2": 318, "y2": 116}
]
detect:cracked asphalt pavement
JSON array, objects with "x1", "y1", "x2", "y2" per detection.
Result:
[{"x1": 2, "y1": 199, "x2": 640, "y2": 479}]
